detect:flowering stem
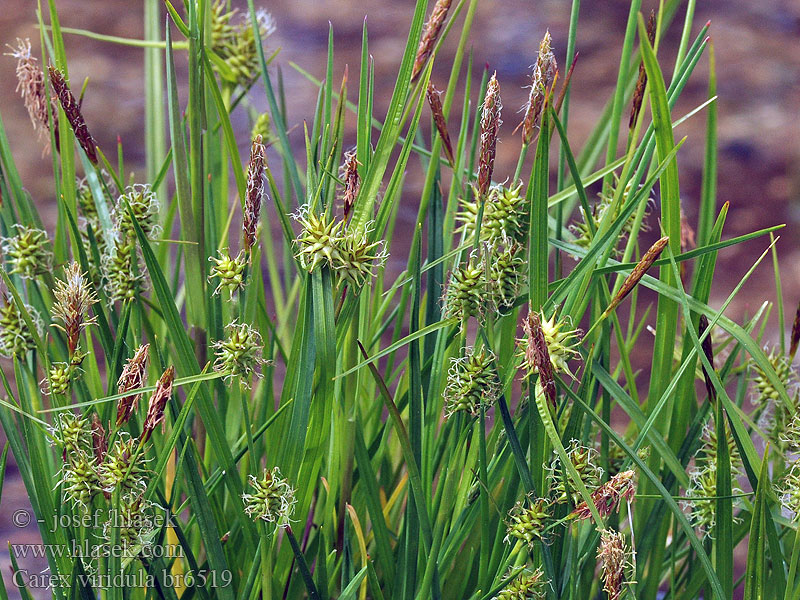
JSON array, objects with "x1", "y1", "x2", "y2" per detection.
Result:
[
  {"x1": 784, "y1": 523, "x2": 800, "y2": 600},
  {"x1": 284, "y1": 525, "x2": 320, "y2": 600},
  {"x1": 477, "y1": 402, "x2": 490, "y2": 591}
]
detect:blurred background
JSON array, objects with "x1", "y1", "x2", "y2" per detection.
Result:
[{"x1": 0, "y1": 0, "x2": 798, "y2": 596}]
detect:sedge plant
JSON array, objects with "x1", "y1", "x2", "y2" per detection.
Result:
[{"x1": 0, "y1": 1, "x2": 797, "y2": 599}]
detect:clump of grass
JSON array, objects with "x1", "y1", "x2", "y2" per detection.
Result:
[{"x1": 0, "y1": 1, "x2": 796, "y2": 599}]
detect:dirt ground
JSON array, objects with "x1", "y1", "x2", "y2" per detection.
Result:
[{"x1": 0, "y1": 0, "x2": 798, "y2": 597}]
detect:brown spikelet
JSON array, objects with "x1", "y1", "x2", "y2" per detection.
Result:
[
  {"x1": 6, "y1": 39, "x2": 56, "y2": 152},
  {"x1": 91, "y1": 414, "x2": 107, "y2": 463},
  {"x1": 629, "y1": 10, "x2": 656, "y2": 129},
  {"x1": 142, "y1": 366, "x2": 175, "y2": 442},
  {"x1": 411, "y1": 0, "x2": 452, "y2": 83},
  {"x1": 116, "y1": 344, "x2": 150, "y2": 427},
  {"x1": 340, "y1": 149, "x2": 360, "y2": 221},
  {"x1": 477, "y1": 73, "x2": 502, "y2": 199},
  {"x1": 572, "y1": 470, "x2": 636, "y2": 521},
  {"x1": 243, "y1": 135, "x2": 266, "y2": 251},
  {"x1": 526, "y1": 311, "x2": 557, "y2": 408},
  {"x1": 426, "y1": 82, "x2": 455, "y2": 165},
  {"x1": 521, "y1": 31, "x2": 557, "y2": 144},
  {"x1": 48, "y1": 65, "x2": 98, "y2": 164},
  {"x1": 603, "y1": 236, "x2": 669, "y2": 318},
  {"x1": 790, "y1": 301, "x2": 800, "y2": 360},
  {"x1": 598, "y1": 529, "x2": 632, "y2": 600},
  {"x1": 51, "y1": 262, "x2": 98, "y2": 358},
  {"x1": 698, "y1": 314, "x2": 716, "y2": 403}
]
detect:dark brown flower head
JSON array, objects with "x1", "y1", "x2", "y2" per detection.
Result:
[
  {"x1": 478, "y1": 73, "x2": 502, "y2": 199},
  {"x1": 698, "y1": 315, "x2": 716, "y2": 403},
  {"x1": 524, "y1": 310, "x2": 557, "y2": 408},
  {"x1": 572, "y1": 469, "x2": 636, "y2": 521},
  {"x1": 629, "y1": 10, "x2": 656, "y2": 129},
  {"x1": 52, "y1": 262, "x2": 98, "y2": 358},
  {"x1": 602, "y1": 235, "x2": 669, "y2": 318},
  {"x1": 340, "y1": 149, "x2": 360, "y2": 221},
  {"x1": 790, "y1": 299, "x2": 800, "y2": 360},
  {"x1": 411, "y1": 0, "x2": 452, "y2": 82},
  {"x1": 426, "y1": 82, "x2": 455, "y2": 165},
  {"x1": 243, "y1": 134, "x2": 266, "y2": 251},
  {"x1": 48, "y1": 65, "x2": 98, "y2": 164},
  {"x1": 142, "y1": 366, "x2": 175, "y2": 442},
  {"x1": 91, "y1": 414, "x2": 107, "y2": 463},
  {"x1": 521, "y1": 31, "x2": 557, "y2": 144},
  {"x1": 116, "y1": 344, "x2": 150, "y2": 427}
]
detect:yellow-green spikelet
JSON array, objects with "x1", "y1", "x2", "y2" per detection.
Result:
[
  {"x1": 751, "y1": 350, "x2": 793, "y2": 407},
  {"x1": 444, "y1": 347, "x2": 500, "y2": 417},
  {"x1": 549, "y1": 441, "x2": 602, "y2": 505},
  {"x1": 505, "y1": 495, "x2": 550, "y2": 547},
  {"x1": 445, "y1": 259, "x2": 484, "y2": 319},
  {"x1": 489, "y1": 243, "x2": 524, "y2": 312},
  {"x1": 295, "y1": 211, "x2": 345, "y2": 273},
  {"x1": 98, "y1": 437, "x2": 148, "y2": 494},
  {"x1": 494, "y1": 568, "x2": 546, "y2": 600}
]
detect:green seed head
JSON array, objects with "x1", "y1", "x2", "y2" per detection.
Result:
[
  {"x1": 518, "y1": 310, "x2": 581, "y2": 379},
  {"x1": 444, "y1": 346, "x2": 500, "y2": 418},
  {"x1": 251, "y1": 111, "x2": 274, "y2": 144},
  {"x1": 98, "y1": 436, "x2": 148, "y2": 495},
  {"x1": 294, "y1": 207, "x2": 385, "y2": 286},
  {"x1": 751, "y1": 349, "x2": 793, "y2": 407},
  {"x1": 489, "y1": 240, "x2": 524, "y2": 313},
  {"x1": 457, "y1": 183, "x2": 527, "y2": 243},
  {"x1": 104, "y1": 496, "x2": 160, "y2": 556},
  {"x1": 213, "y1": 321, "x2": 265, "y2": 385},
  {"x1": 0, "y1": 296, "x2": 42, "y2": 357},
  {"x1": 210, "y1": 3, "x2": 275, "y2": 87},
  {"x1": 243, "y1": 467, "x2": 296, "y2": 528},
  {"x1": 51, "y1": 413, "x2": 92, "y2": 460},
  {"x1": 505, "y1": 494, "x2": 551, "y2": 548},
  {"x1": 684, "y1": 466, "x2": 718, "y2": 534},
  {"x1": 60, "y1": 453, "x2": 101, "y2": 508},
  {"x1": 444, "y1": 257, "x2": 484, "y2": 319},
  {"x1": 779, "y1": 463, "x2": 800, "y2": 522},
  {"x1": 2, "y1": 225, "x2": 52, "y2": 279},
  {"x1": 42, "y1": 363, "x2": 72, "y2": 396},
  {"x1": 209, "y1": 249, "x2": 248, "y2": 295},
  {"x1": 114, "y1": 184, "x2": 160, "y2": 241},
  {"x1": 102, "y1": 238, "x2": 142, "y2": 302},
  {"x1": 494, "y1": 567, "x2": 546, "y2": 600},
  {"x1": 335, "y1": 226, "x2": 387, "y2": 287},
  {"x1": 548, "y1": 439, "x2": 603, "y2": 505},
  {"x1": 294, "y1": 208, "x2": 345, "y2": 273}
]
